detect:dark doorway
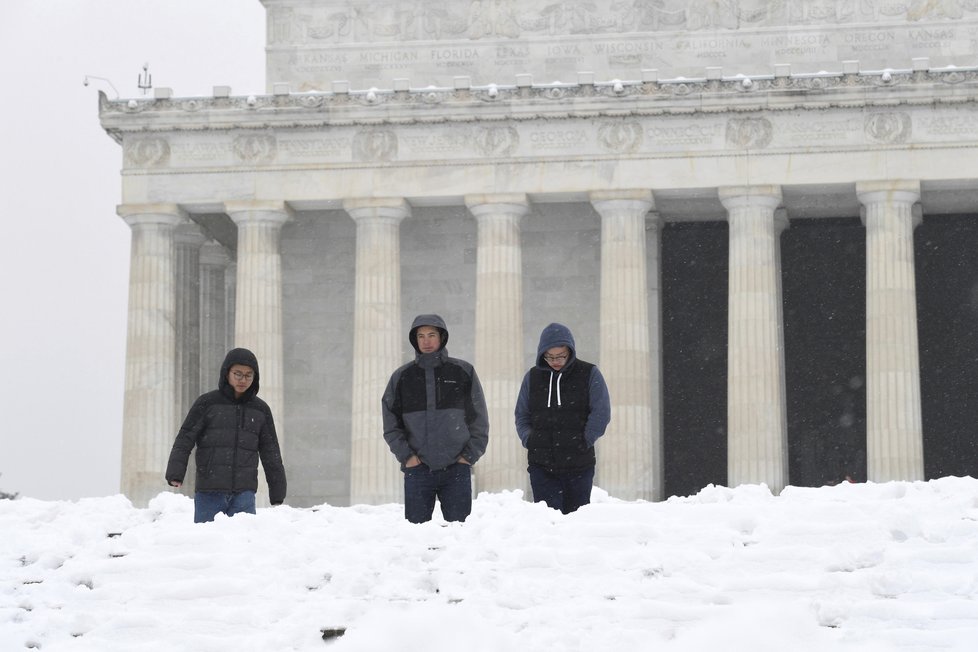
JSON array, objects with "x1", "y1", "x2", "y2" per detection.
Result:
[
  {"x1": 916, "y1": 213, "x2": 978, "y2": 479},
  {"x1": 661, "y1": 221, "x2": 729, "y2": 498},
  {"x1": 781, "y1": 217, "x2": 866, "y2": 487}
]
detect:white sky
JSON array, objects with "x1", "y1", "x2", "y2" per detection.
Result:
[
  {"x1": 0, "y1": 1, "x2": 266, "y2": 500},
  {"x1": 5, "y1": 480, "x2": 978, "y2": 650}
]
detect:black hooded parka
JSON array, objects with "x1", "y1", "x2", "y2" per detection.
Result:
[{"x1": 165, "y1": 348, "x2": 287, "y2": 504}]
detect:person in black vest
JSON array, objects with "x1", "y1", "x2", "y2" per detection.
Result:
[
  {"x1": 382, "y1": 314, "x2": 490, "y2": 523},
  {"x1": 515, "y1": 323, "x2": 611, "y2": 514},
  {"x1": 165, "y1": 348, "x2": 287, "y2": 522}
]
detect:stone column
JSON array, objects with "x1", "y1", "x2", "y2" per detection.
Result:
[
  {"x1": 591, "y1": 190, "x2": 660, "y2": 501},
  {"x1": 117, "y1": 203, "x2": 185, "y2": 507},
  {"x1": 857, "y1": 180, "x2": 924, "y2": 482},
  {"x1": 720, "y1": 186, "x2": 789, "y2": 493},
  {"x1": 345, "y1": 198, "x2": 411, "y2": 505},
  {"x1": 225, "y1": 261, "x2": 237, "y2": 353},
  {"x1": 226, "y1": 200, "x2": 292, "y2": 506},
  {"x1": 466, "y1": 194, "x2": 530, "y2": 495},
  {"x1": 175, "y1": 224, "x2": 206, "y2": 423},
  {"x1": 199, "y1": 241, "x2": 232, "y2": 393}
]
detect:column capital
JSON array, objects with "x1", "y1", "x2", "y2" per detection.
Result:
[
  {"x1": 589, "y1": 189, "x2": 654, "y2": 206},
  {"x1": 717, "y1": 185, "x2": 783, "y2": 211},
  {"x1": 856, "y1": 180, "x2": 922, "y2": 228},
  {"x1": 117, "y1": 203, "x2": 186, "y2": 228},
  {"x1": 343, "y1": 197, "x2": 412, "y2": 223},
  {"x1": 855, "y1": 179, "x2": 921, "y2": 204},
  {"x1": 465, "y1": 193, "x2": 530, "y2": 220},
  {"x1": 224, "y1": 200, "x2": 294, "y2": 226},
  {"x1": 589, "y1": 190, "x2": 655, "y2": 223},
  {"x1": 857, "y1": 180, "x2": 922, "y2": 228}
]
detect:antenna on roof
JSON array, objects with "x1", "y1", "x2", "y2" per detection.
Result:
[{"x1": 138, "y1": 63, "x2": 153, "y2": 95}]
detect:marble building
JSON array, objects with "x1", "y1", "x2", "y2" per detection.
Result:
[{"x1": 100, "y1": 0, "x2": 978, "y2": 508}]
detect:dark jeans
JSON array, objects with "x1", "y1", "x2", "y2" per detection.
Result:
[
  {"x1": 194, "y1": 490, "x2": 256, "y2": 523},
  {"x1": 403, "y1": 462, "x2": 472, "y2": 524},
  {"x1": 528, "y1": 464, "x2": 595, "y2": 514}
]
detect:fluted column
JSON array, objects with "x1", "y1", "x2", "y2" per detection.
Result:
[
  {"x1": 720, "y1": 186, "x2": 789, "y2": 493},
  {"x1": 592, "y1": 190, "x2": 660, "y2": 501},
  {"x1": 225, "y1": 261, "x2": 237, "y2": 353},
  {"x1": 199, "y1": 241, "x2": 232, "y2": 392},
  {"x1": 226, "y1": 200, "x2": 292, "y2": 507},
  {"x1": 858, "y1": 180, "x2": 924, "y2": 482},
  {"x1": 118, "y1": 203, "x2": 185, "y2": 507},
  {"x1": 466, "y1": 194, "x2": 529, "y2": 495},
  {"x1": 345, "y1": 198, "x2": 411, "y2": 505},
  {"x1": 175, "y1": 224, "x2": 206, "y2": 424}
]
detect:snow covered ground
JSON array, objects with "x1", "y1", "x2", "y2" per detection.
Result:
[{"x1": 4, "y1": 477, "x2": 978, "y2": 651}]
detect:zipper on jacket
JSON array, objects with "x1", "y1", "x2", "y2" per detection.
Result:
[
  {"x1": 232, "y1": 404, "x2": 242, "y2": 491},
  {"x1": 547, "y1": 371, "x2": 563, "y2": 408}
]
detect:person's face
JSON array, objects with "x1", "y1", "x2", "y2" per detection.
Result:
[
  {"x1": 543, "y1": 346, "x2": 570, "y2": 371},
  {"x1": 227, "y1": 364, "x2": 255, "y2": 398},
  {"x1": 416, "y1": 326, "x2": 442, "y2": 354}
]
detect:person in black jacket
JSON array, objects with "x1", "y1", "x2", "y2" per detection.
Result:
[
  {"x1": 382, "y1": 314, "x2": 490, "y2": 523},
  {"x1": 165, "y1": 348, "x2": 287, "y2": 522},
  {"x1": 515, "y1": 323, "x2": 611, "y2": 514}
]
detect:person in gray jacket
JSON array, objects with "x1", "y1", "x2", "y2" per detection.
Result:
[{"x1": 382, "y1": 314, "x2": 490, "y2": 523}]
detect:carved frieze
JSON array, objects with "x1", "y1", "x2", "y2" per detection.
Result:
[
  {"x1": 264, "y1": 0, "x2": 978, "y2": 44},
  {"x1": 353, "y1": 128, "x2": 398, "y2": 162},
  {"x1": 917, "y1": 108, "x2": 978, "y2": 139},
  {"x1": 262, "y1": 0, "x2": 978, "y2": 90},
  {"x1": 598, "y1": 120, "x2": 644, "y2": 153},
  {"x1": 725, "y1": 117, "x2": 774, "y2": 149},
  {"x1": 233, "y1": 134, "x2": 278, "y2": 164},
  {"x1": 124, "y1": 137, "x2": 171, "y2": 168},
  {"x1": 475, "y1": 125, "x2": 520, "y2": 156},
  {"x1": 864, "y1": 112, "x2": 911, "y2": 144}
]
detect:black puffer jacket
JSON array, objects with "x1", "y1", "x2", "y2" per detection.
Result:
[{"x1": 165, "y1": 348, "x2": 287, "y2": 504}]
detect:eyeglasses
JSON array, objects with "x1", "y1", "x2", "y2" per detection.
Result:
[
  {"x1": 231, "y1": 371, "x2": 254, "y2": 381},
  {"x1": 543, "y1": 354, "x2": 568, "y2": 363}
]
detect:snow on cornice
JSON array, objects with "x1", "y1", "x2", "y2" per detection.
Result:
[{"x1": 98, "y1": 65, "x2": 978, "y2": 142}]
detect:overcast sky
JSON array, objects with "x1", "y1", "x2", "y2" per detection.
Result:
[{"x1": 0, "y1": 1, "x2": 266, "y2": 500}]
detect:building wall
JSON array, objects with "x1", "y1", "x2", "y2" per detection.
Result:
[
  {"x1": 281, "y1": 210, "x2": 356, "y2": 507},
  {"x1": 522, "y1": 203, "x2": 601, "y2": 366}
]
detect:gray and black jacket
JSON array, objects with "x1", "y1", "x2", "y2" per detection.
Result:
[
  {"x1": 515, "y1": 323, "x2": 611, "y2": 473},
  {"x1": 382, "y1": 314, "x2": 490, "y2": 471},
  {"x1": 165, "y1": 348, "x2": 287, "y2": 504}
]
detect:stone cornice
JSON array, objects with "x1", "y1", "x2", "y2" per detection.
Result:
[{"x1": 98, "y1": 67, "x2": 978, "y2": 141}]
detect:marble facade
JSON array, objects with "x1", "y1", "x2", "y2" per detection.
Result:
[{"x1": 101, "y1": 0, "x2": 978, "y2": 507}]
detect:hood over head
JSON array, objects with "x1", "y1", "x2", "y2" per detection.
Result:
[
  {"x1": 536, "y1": 322, "x2": 576, "y2": 367},
  {"x1": 409, "y1": 314, "x2": 449, "y2": 354},
  {"x1": 219, "y1": 347, "x2": 260, "y2": 400}
]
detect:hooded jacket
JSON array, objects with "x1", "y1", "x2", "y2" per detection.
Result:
[
  {"x1": 165, "y1": 348, "x2": 287, "y2": 504},
  {"x1": 514, "y1": 323, "x2": 611, "y2": 472},
  {"x1": 382, "y1": 314, "x2": 490, "y2": 471}
]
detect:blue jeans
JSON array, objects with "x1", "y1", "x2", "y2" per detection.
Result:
[
  {"x1": 194, "y1": 490, "x2": 256, "y2": 523},
  {"x1": 528, "y1": 464, "x2": 595, "y2": 514},
  {"x1": 403, "y1": 462, "x2": 472, "y2": 524}
]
